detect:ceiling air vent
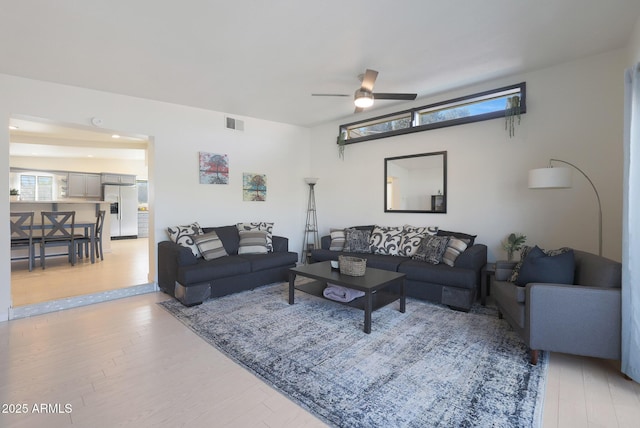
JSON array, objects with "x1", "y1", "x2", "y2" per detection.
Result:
[{"x1": 225, "y1": 117, "x2": 244, "y2": 131}]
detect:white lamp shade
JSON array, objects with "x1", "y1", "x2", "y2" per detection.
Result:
[
  {"x1": 304, "y1": 177, "x2": 319, "y2": 185},
  {"x1": 528, "y1": 167, "x2": 572, "y2": 189}
]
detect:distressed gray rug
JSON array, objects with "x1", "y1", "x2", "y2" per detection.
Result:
[{"x1": 159, "y1": 283, "x2": 547, "y2": 427}]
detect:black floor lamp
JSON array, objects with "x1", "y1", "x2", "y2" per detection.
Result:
[{"x1": 528, "y1": 158, "x2": 602, "y2": 256}]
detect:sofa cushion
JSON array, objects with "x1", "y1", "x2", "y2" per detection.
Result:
[
  {"x1": 344, "y1": 228, "x2": 372, "y2": 253},
  {"x1": 329, "y1": 229, "x2": 346, "y2": 251},
  {"x1": 412, "y1": 235, "x2": 450, "y2": 264},
  {"x1": 238, "y1": 230, "x2": 269, "y2": 254},
  {"x1": 178, "y1": 256, "x2": 251, "y2": 284},
  {"x1": 309, "y1": 248, "x2": 338, "y2": 263},
  {"x1": 437, "y1": 229, "x2": 477, "y2": 246},
  {"x1": 309, "y1": 249, "x2": 407, "y2": 272},
  {"x1": 442, "y1": 237, "x2": 469, "y2": 267},
  {"x1": 362, "y1": 253, "x2": 409, "y2": 271},
  {"x1": 514, "y1": 246, "x2": 575, "y2": 286},
  {"x1": 398, "y1": 225, "x2": 438, "y2": 257},
  {"x1": 370, "y1": 226, "x2": 403, "y2": 256},
  {"x1": 399, "y1": 260, "x2": 477, "y2": 290},
  {"x1": 237, "y1": 222, "x2": 274, "y2": 252},
  {"x1": 194, "y1": 231, "x2": 228, "y2": 261},
  {"x1": 239, "y1": 252, "x2": 298, "y2": 272},
  {"x1": 167, "y1": 222, "x2": 203, "y2": 258}
]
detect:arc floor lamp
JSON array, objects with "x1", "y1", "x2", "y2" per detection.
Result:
[{"x1": 528, "y1": 159, "x2": 602, "y2": 256}]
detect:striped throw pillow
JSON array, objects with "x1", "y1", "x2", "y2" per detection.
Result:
[
  {"x1": 329, "y1": 229, "x2": 346, "y2": 251},
  {"x1": 238, "y1": 230, "x2": 269, "y2": 254},
  {"x1": 442, "y1": 237, "x2": 469, "y2": 267},
  {"x1": 194, "y1": 231, "x2": 228, "y2": 261},
  {"x1": 237, "y1": 222, "x2": 274, "y2": 252}
]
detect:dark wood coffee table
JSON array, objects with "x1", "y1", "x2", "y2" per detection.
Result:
[{"x1": 289, "y1": 261, "x2": 406, "y2": 334}]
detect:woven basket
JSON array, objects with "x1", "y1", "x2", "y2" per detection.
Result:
[{"x1": 338, "y1": 255, "x2": 367, "y2": 276}]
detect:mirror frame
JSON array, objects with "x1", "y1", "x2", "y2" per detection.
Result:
[{"x1": 384, "y1": 151, "x2": 447, "y2": 214}]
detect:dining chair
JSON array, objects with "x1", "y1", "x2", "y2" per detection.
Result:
[
  {"x1": 40, "y1": 211, "x2": 82, "y2": 269},
  {"x1": 76, "y1": 210, "x2": 106, "y2": 261},
  {"x1": 10, "y1": 211, "x2": 36, "y2": 272}
]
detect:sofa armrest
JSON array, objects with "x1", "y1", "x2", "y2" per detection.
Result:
[
  {"x1": 526, "y1": 283, "x2": 621, "y2": 359},
  {"x1": 272, "y1": 235, "x2": 289, "y2": 252},
  {"x1": 321, "y1": 235, "x2": 331, "y2": 250},
  {"x1": 157, "y1": 241, "x2": 198, "y2": 296},
  {"x1": 454, "y1": 244, "x2": 487, "y2": 272}
]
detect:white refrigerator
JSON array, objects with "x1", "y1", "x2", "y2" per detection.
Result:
[{"x1": 104, "y1": 184, "x2": 138, "y2": 238}]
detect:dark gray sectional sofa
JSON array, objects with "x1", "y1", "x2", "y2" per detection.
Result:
[
  {"x1": 158, "y1": 225, "x2": 298, "y2": 306},
  {"x1": 310, "y1": 230, "x2": 487, "y2": 311}
]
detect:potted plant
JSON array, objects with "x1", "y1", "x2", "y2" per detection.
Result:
[
  {"x1": 505, "y1": 95, "x2": 521, "y2": 137},
  {"x1": 10, "y1": 188, "x2": 19, "y2": 201},
  {"x1": 337, "y1": 130, "x2": 347, "y2": 160},
  {"x1": 502, "y1": 232, "x2": 526, "y2": 262}
]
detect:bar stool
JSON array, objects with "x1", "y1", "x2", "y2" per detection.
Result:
[
  {"x1": 76, "y1": 210, "x2": 106, "y2": 261},
  {"x1": 40, "y1": 211, "x2": 82, "y2": 269}
]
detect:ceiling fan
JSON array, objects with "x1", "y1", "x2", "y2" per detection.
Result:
[{"x1": 312, "y1": 69, "x2": 417, "y2": 112}]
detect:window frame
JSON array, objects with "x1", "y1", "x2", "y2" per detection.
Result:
[{"x1": 339, "y1": 82, "x2": 526, "y2": 145}]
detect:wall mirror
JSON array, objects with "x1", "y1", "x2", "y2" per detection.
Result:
[{"x1": 384, "y1": 151, "x2": 447, "y2": 213}]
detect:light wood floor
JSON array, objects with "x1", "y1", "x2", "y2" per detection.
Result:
[
  {"x1": 11, "y1": 238, "x2": 150, "y2": 307},
  {"x1": 2, "y1": 251, "x2": 640, "y2": 427}
]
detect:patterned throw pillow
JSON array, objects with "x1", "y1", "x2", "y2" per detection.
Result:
[
  {"x1": 398, "y1": 225, "x2": 439, "y2": 257},
  {"x1": 441, "y1": 237, "x2": 470, "y2": 267},
  {"x1": 329, "y1": 229, "x2": 346, "y2": 251},
  {"x1": 343, "y1": 228, "x2": 372, "y2": 254},
  {"x1": 508, "y1": 245, "x2": 572, "y2": 283},
  {"x1": 167, "y1": 222, "x2": 203, "y2": 258},
  {"x1": 194, "y1": 231, "x2": 228, "y2": 261},
  {"x1": 412, "y1": 235, "x2": 450, "y2": 264},
  {"x1": 237, "y1": 230, "x2": 269, "y2": 254},
  {"x1": 237, "y1": 222, "x2": 274, "y2": 252},
  {"x1": 370, "y1": 226, "x2": 404, "y2": 256}
]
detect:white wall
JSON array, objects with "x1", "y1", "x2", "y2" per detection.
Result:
[
  {"x1": 310, "y1": 49, "x2": 626, "y2": 263},
  {"x1": 1, "y1": 75, "x2": 311, "y2": 321}
]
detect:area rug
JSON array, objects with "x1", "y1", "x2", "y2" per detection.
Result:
[{"x1": 159, "y1": 283, "x2": 547, "y2": 427}]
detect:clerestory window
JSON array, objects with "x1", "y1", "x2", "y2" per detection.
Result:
[{"x1": 340, "y1": 82, "x2": 526, "y2": 144}]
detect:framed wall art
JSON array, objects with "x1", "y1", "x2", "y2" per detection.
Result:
[
  {"x1": 199, "y1": 152, "x2": 229, "y2": 184},
  {"x1": 243, "y1": 173, "x2": 267, "y2": 201}
]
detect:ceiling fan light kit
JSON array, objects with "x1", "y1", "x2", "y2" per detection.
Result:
[
  {"x1": 354, "y1": 89, "x2": 374, "y2": 108},
  {"x1": 313, "y1": 69, "x2": 417, "y2": 112}
]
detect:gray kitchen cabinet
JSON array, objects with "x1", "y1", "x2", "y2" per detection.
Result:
[
  {"x1": 101, "y1": 173, "x2": 136, "y2": 185},
  {"x1": 68, "y1": 173, "x2": 102, "y2": 198}
]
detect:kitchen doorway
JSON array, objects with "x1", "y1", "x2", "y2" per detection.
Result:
[{"x1": 8, "y1": 115, "x2": 153, "y2": 314}]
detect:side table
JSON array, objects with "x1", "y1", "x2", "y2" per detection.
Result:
[{"x1": 480, "y1": 260, "x2": 517, "y2": 305}]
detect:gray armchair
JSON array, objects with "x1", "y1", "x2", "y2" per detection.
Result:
[{"x1": 492, "y1": 249, "x2": 621, "y2": 365}]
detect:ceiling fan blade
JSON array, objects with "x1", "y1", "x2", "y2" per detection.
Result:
[
  {"x1": 360, "y1": 69, "x2": 378, "y2": 92},
  {"x1": 372, "y1": 93, "x2": 417, "y2": 100},
  {"x1": 311, "y1": 93, "x2": 350, "y2": 97}
]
